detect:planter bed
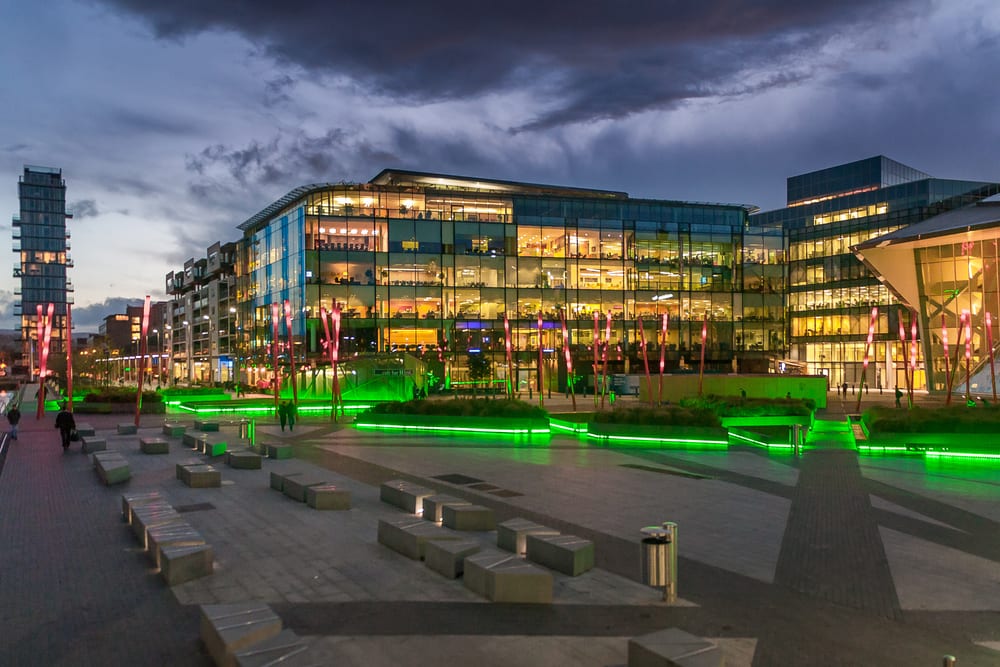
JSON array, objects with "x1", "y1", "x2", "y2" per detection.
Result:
[{"x1": 354, "y1": 412, "x2": 549, "y2": 436}]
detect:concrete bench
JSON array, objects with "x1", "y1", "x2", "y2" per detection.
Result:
[
  {"x1": 183, "y1": 432, "x2": 202, "y2": 448},
  {"x1": 121, "y1": 490, "x2": 163, "y2": 523},
  {"x1": 75, "y1": 423, "x2": 96, "y2": 437},
  {"x1": 139, "y1": 437, "x2": 170, "y2": 454},
  {"x1": 201, "y1": 440, "x2": 227, "y2": 457},
  {"x1": 81, "y1": 437, "x2": 107, "y2": 454},
  {"x1": 227, "y1": 450, "x2": 263, "y2": 469},
  {"x1": 627, "y1": 628, "x2": 722, "y2": 667},
  {"x1": 162, "y1": 422, "x2": 186, "y2": 437},
  {"x1": 377, "y1": 518, "x2": 464, "y2": 561},
  {"x1": 464, "y1": 550, "x2": 553, "y2": 603},
  {"x1": 269, "y1": 471, "x2": 302, "y2": 492},
  {"x1": 160, "y1": 543, "x2": 213, "y2": 585},
  {"x1": 265, "y1": 443, "x2": 294, "y2": 459},
  {"x1": 497, "y1": 518, "x2": 560, "y2": 555},
  {"x1": 282, "y1": 475, "x2": 327, "y2": 503},
  {"x1": 130, "y1": 503, "x2": 181, "y2": 544},
  {"x1": 200, "y1": 602, "x2": 283, "y2": 667},
  {"x1": 233, "y1": 628, "x2": 312, "y2": 667},
  {"x1": 94, "y1": 453, "x2": 130, "y2": 485},
  {"x1": 526, "y1": 534, "x2": 595, "y2": 576},
  {"x1": 424, "y1": 539, "x2": 481, "y2": 579},
  {"x1": 178, "y1": 463, "x2": 221, "y2": 488},
  {"x1": 380, "y1": 479, "x2": 436, "y2": 514},
  {"x1": 194, "y1": 419, "x2": 220, "y2": 432},
  {"x1": 421, "y1": 494, "x2": 471, "y2": 523},
  {"x1": 442, "y1": 504, "x2": 495, "y2": 531},
  {"x1": 147, "y1": 521, "x2": 206, "y2": 567},
  {"x1": 305, "y1": 484, "x2": 351, "y2": 510},
  {"x1": 117, "y1": 423, "x2": 138, "y2": 435}
]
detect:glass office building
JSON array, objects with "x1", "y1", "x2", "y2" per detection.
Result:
[
  {"x1": 233, "y1": 170, "x2": 778, "y2": 392},
  {"x1": 753, "y1": 156, "x2": 1000, "y2": 391},
  {"x1": 12, "y1": 166, "x2": 74, "y2": 376}
]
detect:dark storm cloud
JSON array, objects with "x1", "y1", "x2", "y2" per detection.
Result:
[
  {"x1": 263, "y1": 74, "x2": 295, "y2": 107},
  {"x1": 71, "y1": 298, "x2": 145, "y2": 332},
  {"x1": 97, "y1": 0, "x2": 925, "y2": 128},
  {"x1": 69, "y1": 199, "x2": 99, "y2": 219},
  {"x1": 108, "y1": 107, "x2": 198, "y2": 135}
]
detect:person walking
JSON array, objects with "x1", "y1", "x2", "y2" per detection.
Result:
[
  {"x1": 286, "y1": 401, "x2": 297, "y2": 432},
  {"x1": 6, "y1": 404, "x2": 21, "y2": 440},
  {"x1": 278, "y1": 401, "x2": 289, "y2": 432},
  {"x1": 894, "y1": 387, "x2": 903, "y2": 408},
  {"x1": 55, "y1": 403, "x2": 76, "y2": 451}
]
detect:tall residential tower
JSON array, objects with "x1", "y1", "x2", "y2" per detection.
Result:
[{"x1": 12, "y1": 166, "x2": 73, "y2": 377}]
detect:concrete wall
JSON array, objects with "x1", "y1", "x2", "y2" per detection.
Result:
[{"x1": 636, "y1": 374, "x2": 828, "y2": 409}]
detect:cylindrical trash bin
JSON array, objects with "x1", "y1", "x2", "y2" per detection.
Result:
[
  {"x1": 641, "y1": 536, "x2": 669, "y2": 587},
  {"x1": 239, "y1": 418, "x2": 249, "y2": 439}
]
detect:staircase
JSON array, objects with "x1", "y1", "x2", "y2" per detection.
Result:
[{"x1": 805, "y1": 417, "x2": 857, "y2": 450}]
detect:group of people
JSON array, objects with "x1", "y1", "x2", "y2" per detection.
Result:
[
  {"x1": 278, "y1": 400, "x2": 297, "y2": 432},
  {"x1": 4, "y1": 401, "x2": 77, "y2": 450}
]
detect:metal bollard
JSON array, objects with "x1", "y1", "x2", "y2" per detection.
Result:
[
  {"x1": 239, "y1": 418, "x2": 249, "y2": 440},
  {"x1": 792, "y1": 424, "x2": 801, "y2": 456},
  {"x1": 640, "y1": 522, "x2": 678, "y2": 603},
  {"x1": 942, "y1": 656, "x2": 956, "y2": 666}
]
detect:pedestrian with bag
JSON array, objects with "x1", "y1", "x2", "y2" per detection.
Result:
[
  {"x1": 286, "y1": 401, "x2": 297, "y2": 432},
  {"x1": 6, "y1": 404, "x2": 21, "y2": 440},
  {"x1": 55, "y1": 403, "x2": 76, "y2": 451},
  {"x1": 278, "y1": 401, "x2": 289, "y2": 432}
]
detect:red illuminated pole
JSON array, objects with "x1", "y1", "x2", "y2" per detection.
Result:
[
  {"x1": 593, "y1": 313, "x2": 600, "y2": 407},
  {"x1": 658, "y1": 313, "x2": 669, "y2": 405},
  {"x1": 899, "y1": 316, "x2": 912, "y2": 409},
  {"x1": 964, "y1": 309, "x2": 972, "y2": 403},
  {"x1": 909, "y1": 310, "x2": 918, "y2": 406},
  {"x1": 600, "y1": 312, "x2": 612, "y2": 409},
  {"x1": 698, "y1": 314, "x2": 707, "y2": 397},
  {"x1": 537, "y1": 312, "x2": 544, "y2": 407},
  {"x1": 503, "y1": 315, "x2": 514, "y2": 398},
  {"x1": 987, "y1": 311, "x2": 997, "y2": 402},
  {"x1": 638, "y1": 316, "x2": 653, "y2": 406},
  {"x1": 942, "y1": 314, "x2": 952, "y2": 406},
  {"x1": 65, "y1": 304, "x2": 73, "y2": 413},
  {"x1": 855, "y1": 307, "x2": 878, "y2": 413},
  {"x1": 271, "y1": 303, "x2": 281, "y2": 415},
  {"x1": 284, "y1": 300, "x2": 299, "y2": 407},
  {"x1": 133, "y1": 296, "x2": 151, "y2": 427},
  {"x1": 36, "y1": 304, "x2": 52, "y2": 419},
  {"x1": 332, "y1": 307, "x2": 342, "y2": 419},
  {"x1": 559, "y1": 312, "x2": 576, "y2": 411},
  {"x1": 320, "y1": 308, "x2": 335, "y2": 420}
]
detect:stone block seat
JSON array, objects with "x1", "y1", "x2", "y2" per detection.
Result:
[
  {"x1": 265, "y1": 443, "x2": 294, "y2": 460},
  {"x1": 421, "y1": 494, "x2": 471, "y2": 523},
  {"x1": 117, "y1": 423, "x2": 138, "y2": 435},
  {"x1": 160, "y1": 543, "x2": 213, "y2": 586},
  {"x1": 93, "y1": 451, "x2": 130, "y2": 485},
  {"x1": 147, "y1": 522, "x2": 207, "y2": 568},
  {"x1": 442, "y1": 504, "x2": 495, "y2": 531},
  {"x1": 200, "y1": 602, "x2": 284, "y2": 667},
  {"x1": 380, "y1": 479, "x2": 436, "y2": 514},
  {"x1": 81, "y1": 437, "x2": 108, "y2": 454},
  {"x1": 233, "y1": 628, "x2": 314, "y2": 667},
  {"x1": 227, "y1": 450, "x2": 263, "y2": 469},
  {"x1": 121, "y1": 490, "x2": 163, "y2": 524},
  {"x1": 201, "y1": 440, "x2": 227, "y2": 457},
  {"x1": 377, "y1": 518, "x2": 463, "y2": 561},
  {"x1": 305, "y1": 484, "x2": 351, "y2": 510},
  {"x1": 75, "y1": 423, "x2": 96, "y2": 437},
  {"x1": 177, "y1": 463, "x2": 222, "y2": 488},
  {"x1": 282, "y1": 475, "x2": 328, "y2": 503},
  {"x1": 194, "y1": 419, "x2": 220, "y2": 432},
  {"x1": 162, "y1": 422, "x2": 186, "y2": 437},
  {"x1": 139, "y1": 437, "x2": 170, "y2": 454},
  {"x1": 269, "y1": 471, "x2": 301, "y2": 492},
  {"x1": 497, "y1": 518, "x2": 560, "y2": 555},
  {"x1": 526, "y1": 534, "x2": 595, "y2": 576},
  {"x1": 424, "y1": 539, "x2": 481, "y2": 579},
  {"x1": 183, "y1": 432, "x2": 202, "y2": 448},
  {"x1": 463, "y1": 550, "x2": 553, "y2": 603},
  {"x1": 130, "y1": 502, "x2": 181, "y2": 544},
  {"x1": 627, "y1": 627, "x2": 722, "y2": 667}
]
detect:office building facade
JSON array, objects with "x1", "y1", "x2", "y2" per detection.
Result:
[{"x1": 11, "y1": 166, "x2": 73, "y2": 378}]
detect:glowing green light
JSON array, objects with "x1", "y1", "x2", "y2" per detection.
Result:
[
  {"x1": 728, "y1": 431, "x2": 770, "y2": 448},
  {"x1": 549, "y1": 420, "x2": 587, "y2": 434},
  {"x1": 355, "y1": 422, "x2": 549, "y2": 435},
  {"x1": 926, "y1": 451, "x2": 1000, "y2": 460},
  {"x1": 588, "y1": 433, "x2": 728, "y2": 447}
]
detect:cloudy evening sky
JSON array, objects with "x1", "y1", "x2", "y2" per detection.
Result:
[{"x1": 1, "y1": 0, "x2": 999, "y2": 330}]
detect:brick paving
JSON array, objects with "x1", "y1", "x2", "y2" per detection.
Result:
[{"x1": 1, "y1": 395, "x2": 1000, "y2": 665}]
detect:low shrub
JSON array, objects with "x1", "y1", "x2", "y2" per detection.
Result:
[
  {"x1": 160, "y1": 387, "x2": 226, "y2": 397},
  {"x1": 592, "y1": 405, "x2": 722, "y2": 428},
  {"x1": 82, "y1": 388, "x2": 163, "y2": 404},
  {"x1": 864, "y1": 404, "x2": 1000, "y2": 434},
  {"x1": 679, "y1": 394, "x2": 814, "y2": 417},
  {"x1": 364, "y1": 398, "x2": 548, "y2": 420}
]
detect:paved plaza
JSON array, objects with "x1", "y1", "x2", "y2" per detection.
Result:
[{"x1": 1, "y1": 393, "x2": 999, "y2": 666}]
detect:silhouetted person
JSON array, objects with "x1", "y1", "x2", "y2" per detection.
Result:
[
  {"x1": 278, "y1": 401, "x2": 289, "y2": 431},
  {"x1": 55, "y1": 404, "x2": 76, "y2": 451},
  {"x1": 6, "y1": 405, "x2": 21, "y2": 440},
  {"x1": 286, "y1": 401, "x2": 297, "y2": 431},
  {"x1": 895, "y1": 387, "x2": 903, "y2": 408}
]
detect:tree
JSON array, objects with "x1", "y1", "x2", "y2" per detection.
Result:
[{"x1": 467, "y1": 351, "x2": 491, "y2": 397}]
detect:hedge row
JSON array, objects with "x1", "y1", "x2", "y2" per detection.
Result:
[
  {"x1": 864, "y1": 404, "x2": 1000, "y2": 434},
  {"x1": 365, "y1": 398, "x2": 547, "y2": 419},
  {"x1": 679, "y1": 395, "x2": 814, "y2": 417},
  {"x1": 592, "y1": 405, "x2": 722, "y2": 427}
]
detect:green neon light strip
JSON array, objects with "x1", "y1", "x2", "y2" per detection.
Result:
[
  {"x1": 177, "y1": 404, "x2": 373, "y2": 414},
  {"x1": 355, "y1": 422, "x2": 549, "y2": 435},
  {"x1": 587, "y1": 433, "x2": 728, "y2": 447},
  {"x1": 857, "y1": 445, "x2": 910, "y2": 452},
  {"x1": 926, "y1": 451, "x2": 1000, "y2": 460},
  {"x1": 728, "y1": 431, "x2": 770, "y2": 448},
  {"x1": 549, "y1": 421, "x2": 587, "y2": 434}
]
